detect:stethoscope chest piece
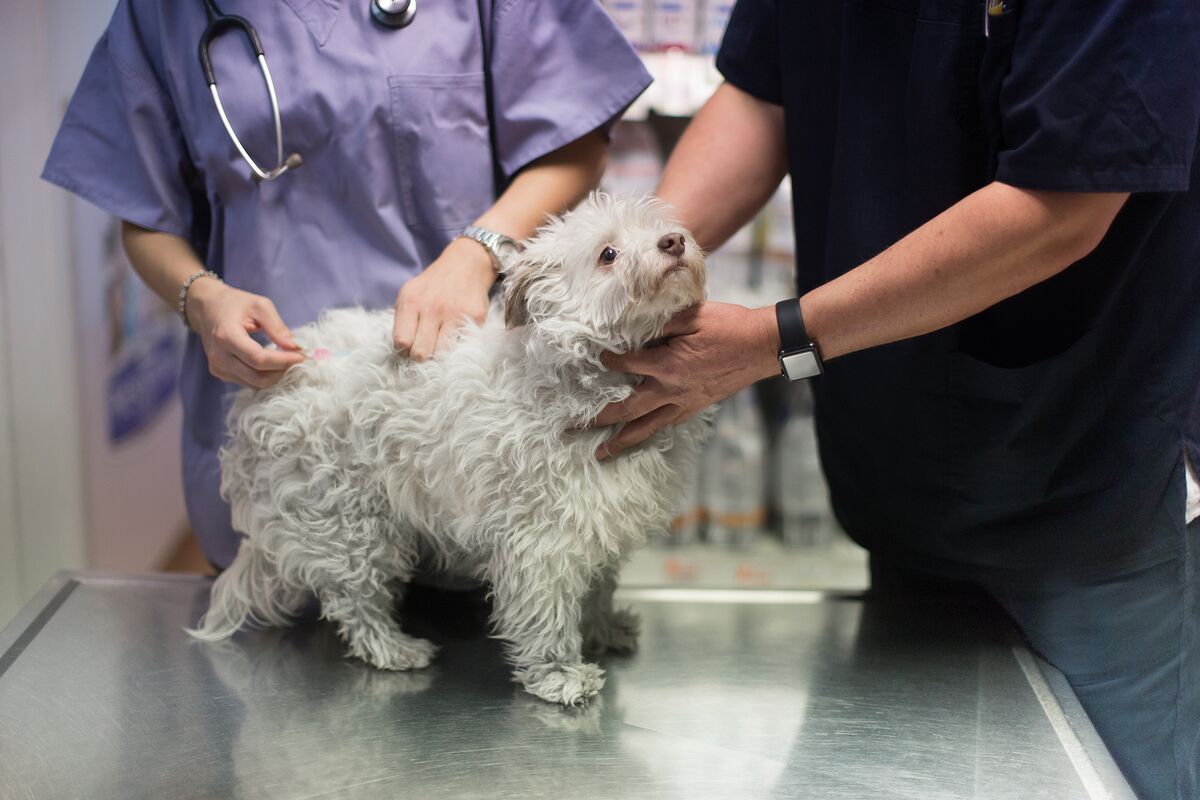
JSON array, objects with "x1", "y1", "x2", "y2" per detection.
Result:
[{"x1": 372, "y1": 0, "x2": 417, "y2": 28}]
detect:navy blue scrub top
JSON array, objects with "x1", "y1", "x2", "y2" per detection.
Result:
[{"x1": 717, "y1": 0, "x2": 1200, "y2": 582}]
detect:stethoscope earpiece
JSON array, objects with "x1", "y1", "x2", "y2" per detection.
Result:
[{"x1": 372, "y1": 0, "x2": 417, "y2": 29}]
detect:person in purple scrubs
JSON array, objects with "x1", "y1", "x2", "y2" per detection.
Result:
[{"x1": 43, "y1": 0, "x2": 651, "y2": 569}]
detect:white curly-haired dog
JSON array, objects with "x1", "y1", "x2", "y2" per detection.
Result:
[{"x1": 191, "y1": 194, "x2": 712, "y2": 706}]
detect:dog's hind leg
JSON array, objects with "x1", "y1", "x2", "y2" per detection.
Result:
[
  {"x1": 314, "y1": 515, "x2": 436, "y2": 671},
  {"x1": 581, "y1": 566, "x2": 640, "y2": 657},
  {"x1": 489, "y1": 547, "x2": 604, "y2": 706}
]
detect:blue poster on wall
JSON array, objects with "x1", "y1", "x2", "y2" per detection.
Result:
[{"x1": 99, "y1": 223, "x2": 185, "y2": 444}]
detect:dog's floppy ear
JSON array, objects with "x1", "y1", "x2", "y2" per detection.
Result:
[
  {"x1": 503, "y1": 215, "x2": 566, "y2": 328},
  {"x1": 503, "y1": 266, "x2": 538, "y2": 329}
]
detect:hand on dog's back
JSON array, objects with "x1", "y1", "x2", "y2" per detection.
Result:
[{"x1": 392, "y1": 237, "x2": 496, "y2": 362}]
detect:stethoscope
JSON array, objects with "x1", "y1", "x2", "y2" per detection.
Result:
[{"x1": 199, "y1": 0, "x2": 416, "y2": 182}]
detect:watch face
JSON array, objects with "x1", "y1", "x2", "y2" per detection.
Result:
[
  {"x1": 495, "y1": 240, "x2": 519, "y2": 268},
  {"x1": 781, "y1": 349, "x2": 822, "y2": 381}
]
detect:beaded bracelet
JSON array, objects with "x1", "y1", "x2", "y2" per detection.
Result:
[{"x1": 177, "y1": 270, "x2": 222, "y2": 330}]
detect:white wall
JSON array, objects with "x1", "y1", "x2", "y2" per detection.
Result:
[
  {"x1": 0, "y1": 0, "x2": 91, "y2": 626},
  {"x1": 1, "y1": 0, "x2": 188, "y2": 628},
  {"x1": 0, "y1": 160, "x2": 24, "y2": 623},
  {"x1": 46, "y1": 0, "x2": 189, "y2": 574}
]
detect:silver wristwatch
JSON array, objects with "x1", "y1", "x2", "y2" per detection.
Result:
[{"x1": 458, "y1": 226, "x2": 520, "y2": 273}]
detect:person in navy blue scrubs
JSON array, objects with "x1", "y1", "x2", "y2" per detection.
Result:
[{"x1": 592, "y1": 1, "x2": 1200, "y2": 797}]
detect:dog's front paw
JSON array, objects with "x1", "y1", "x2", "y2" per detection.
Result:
[
  {"x1": 517, "y1": 662, "x2": 605, "y2": 707},
  {"x1": 584, "y1": 607, "x2": 641, "y2": 656},
  {"x1": 348, "y1": 630, "x2": 438, "y2": 671}
]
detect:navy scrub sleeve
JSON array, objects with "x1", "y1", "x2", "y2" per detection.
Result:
[
  {"x1": 989, "y1": 0, "x2": 1200, "y2": 193},
  {"x1": 713, "y1": 0, "x2": 781, "y2": 105}
]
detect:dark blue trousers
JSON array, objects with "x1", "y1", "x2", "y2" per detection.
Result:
[{"x1": 870, "y1": 519, "x2": 1199, "y2": 800}]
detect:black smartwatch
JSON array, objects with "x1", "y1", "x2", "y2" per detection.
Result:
[{"x1": 775, "y1": 299, "x2": 823, "y2": 381}]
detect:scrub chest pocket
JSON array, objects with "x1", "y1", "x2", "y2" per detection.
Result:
[
  {"x1": 941, "y1": 329, "x2": 1120, "y2": 507},
  {"x1": 388, "y1": 73, "x2": 493, "y2": 231}
]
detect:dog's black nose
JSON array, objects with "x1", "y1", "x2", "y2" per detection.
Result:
[{"x1": 657, "y1": 233, "x2": 685, "y2": 257}]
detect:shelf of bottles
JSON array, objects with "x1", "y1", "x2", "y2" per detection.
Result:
[{"x1": 598, "y1": 2, "x2": 861, "y2": 586}]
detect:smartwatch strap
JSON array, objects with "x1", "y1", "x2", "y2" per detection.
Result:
[
  {"x1": 775, "y1": 299, "x2": 824, "y2": 381},
  {"x1": 775, "y1": 298, "x2": 812, "y2": 355}
]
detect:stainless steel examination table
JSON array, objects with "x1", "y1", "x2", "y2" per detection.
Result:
[{"x1": 1, "y1": 572, "x2": 1135, "y2": 800}]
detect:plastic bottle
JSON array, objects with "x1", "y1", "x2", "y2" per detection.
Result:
[
  {"x1": 601, "y1": 0, "x2": 650, "y2": 51},
  {"x1": 760, "y1": 177, "x2": 797, "y2": 303},
  {"x1": 600, "y1": 121, "x2": 663, "y2": 196},
  {"x1": 699, "y1": 0, "x2": 735, "y2": 55},
  {"x1": 651, "y1": 0, "x2": 700, "y2": 52},
  {"x1": 668, "y1": 459, "x2": 705, "y2": 545},
  {"x1": 703, "y1": 388, "x2": 767, "y2": 548},
  {"x1": 774, "y1": 382, "x2": 831, "y2": 548}
]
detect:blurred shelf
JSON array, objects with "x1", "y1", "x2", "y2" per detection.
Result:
[
  {"x1": 621, "y1": 528, "x2": 870, "y2": 592},
  {"x1": 626, "y1": 51, "x2": 722, "y2": 120}
]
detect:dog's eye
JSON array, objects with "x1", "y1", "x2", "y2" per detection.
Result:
[{"x1": 599, "y1": 246, "x2": 618, "y2": 265}]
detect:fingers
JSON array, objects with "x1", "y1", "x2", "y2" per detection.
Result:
[
  {"x1": 393, "y1": 296, "x2": 418, "y2": 354},
  {"x1": 394, "y1": 294, "x2": 457, "y2": 361},
  {"x1": 592, "y1": 379, "x2": 671, "y2": 428},
  {"x1": 210, "y1": 352, "x2": 286, "y2": 390},
  {"x1": 595, "y1": 405, "x2": 681, "y2": 461},
  {"x1": 250, "y1": 297, "x2": 299, "y2": 350},
  {"x1": 600, "y1": 346, "x2": 671, "y2": 376},
  {"x1": 661, "y1": 304, "x2": 702, "y2": 338},
  {"x1": 222, "y1": 325, "x2": 304, "y2": 371},
  {"x1": 408, "y1": 315, "x2": 440, "y2": 362},
  {"x1": 598, "y1": 305, "x2": 701, "y2": 375},
  {"x1": 433, "y1": 317, "x2": 463, "y2": 355}
]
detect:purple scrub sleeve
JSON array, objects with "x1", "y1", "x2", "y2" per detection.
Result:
[
  {"x1": 491, "y1": 0, "x2": 651, "y2": 177},
  {"x1": 41, "y1": 4, "x2": 194, "y2": 238},
  {"x1": 993, "y1": 0, "x2": 1200, "y2": 193}
]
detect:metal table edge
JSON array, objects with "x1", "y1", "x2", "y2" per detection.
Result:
[{"x1": 0, "y1": 572, "x2": 1137, "y2": 799}]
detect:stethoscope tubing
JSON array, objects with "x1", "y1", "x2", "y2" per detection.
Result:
[
  {"x1": 197, "y1": 0, "x2": 414, "y2": 182},
  {"x1": 198, "y1": 0, "x2": 296, "y2": 181}
]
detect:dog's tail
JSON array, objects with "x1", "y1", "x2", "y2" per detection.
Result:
[{"x1": 187, "y1": 544, "x2": 298, "y2": 642}]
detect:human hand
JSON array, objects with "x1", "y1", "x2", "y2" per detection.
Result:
[
  {"x1": 592, "y1": 302, "x2": 781, "y2": 460},
  {"x1": 393, "y1": 237, "x2": 496, "y2": 361},
  {"x1": 186, "y1": 278, "x2": 305, "y2": 389}
]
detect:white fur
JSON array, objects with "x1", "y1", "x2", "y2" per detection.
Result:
[{"x1": 190, "y1": 194, "x2": 713, "y2": 706}]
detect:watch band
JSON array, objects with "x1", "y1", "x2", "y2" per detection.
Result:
[
  {"x1": 459, "y1": 226, "x2": 519, "y2": 272},
  {"x1": 775, "y1": 299, "x2": 823, "y2": 381}
]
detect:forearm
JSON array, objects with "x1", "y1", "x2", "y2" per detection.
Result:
[
  {"x1": 656, "y1": 82, "x2": 788, "y2": 252},
  {"x1": 473, "y1": 129, "x2": 608, "y2": 243},
  {"x1": 120, "y1": 222, "x2": 207, "y2": 309},
  {"x1": 796, "y1": 182, "x2": 1129, "y2": 361},
  {"x1": 592, "y1": 184, "x2": 1129, "y2": 458}
]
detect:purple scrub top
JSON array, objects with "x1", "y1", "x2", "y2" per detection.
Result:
[{"x1": 43, "y1": 0, "x2": 651, "y2": 568}]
